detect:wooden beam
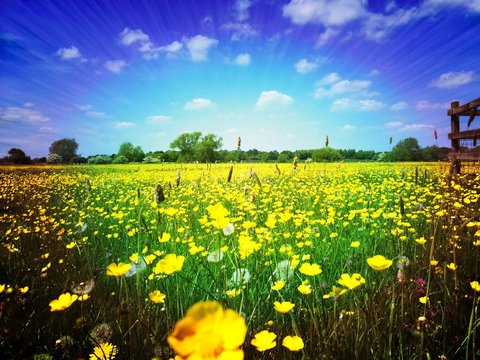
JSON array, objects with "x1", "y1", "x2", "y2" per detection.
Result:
[
  {"x1": 448, "y1": 128, "x2": 480, "y2": 140},
  {"x1": 458, "y1": 111, "x2": 480, "y2": 116},
  {"x1": 449, "y1": 152, "x2": 480, "y2": 161},
  {"x1": 448, "y1": 97, "x2": 480, "y2": 116}
]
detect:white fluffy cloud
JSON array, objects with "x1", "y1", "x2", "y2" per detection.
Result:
[
  {"x1": 114, "y1": 121, "x2": 135, "y2": 128},
  {"x1": 55, "y1": 46, "x2": 82, "y2": 60},
  {"x1": 316, "y1": 28, "x2": 339, "y2": 47},
  {"x1": 390, "y1": 101, "x2": 408, "y2": 111},
  {"x1": 86, "y1": 111, "x2": 111, "y2": 119},
  {"x1": 314, "y1": 73, "x2": 371, "y2": 98},
  {"x1": 119, "y1": 28, "x2": 182, "y2": 59},
  {"x1": 105, "y1": 60, "x2": 126, "y2": 73},
  {"x1": 331, "y1": 97, "x2": 386, "y2": 111},
  {"x1": 184, "y1": 98, "x2": 215, "y2": 110},
  {"x1": 119, "y1": 28, "x2": 150, "y2": 46},
  {"x1": 146, "y1": 115, "x2": 171, "y2": 123},
  {"x1": 431, "y1": 71, "x2": 476, "y2": 89},
  {"x1": 399, "y1": 123, "x2": 435, "y2": 131},
  {"x1": 342, "y1": 124, "x2": 357, "y2": 130},
  {"x1": 235, "y1": 0, "x2": 252, "y2": 21},
  {"x1": 283, "y1": 0, "x2": 366, "y2": 26},
  {"x1": 0, "y1": 104, "x2": 49, "y2": 123},
  {"x1": 185, "y1": 35, "x2": 218, "y2": 62},
  {"x1": 255, "y1": 90, "x2": 294, "y2": 110},
  {"x1": 234, "y1": 53, "x2": 251, "y2": 66},
  {"x1": 385, "y1": 121, "x2": 404, "y2": 128},
  {"x1": 415, "y1": 100, "x2": 448, "y2": 110},
  {"x1": 294, "y1": 58, "x2": 318, "y2": 74},
  {"x1": 221, "y1": 22, "x2": 259, "y2": 41}
]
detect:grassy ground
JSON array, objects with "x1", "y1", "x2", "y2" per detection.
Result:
[{"x1": 0, "y1": 162, "x2": 479, "y2": 359}]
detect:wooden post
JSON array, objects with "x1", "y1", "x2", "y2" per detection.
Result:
[{"x1": 450, "y1": 101, "x2": 461, "y2": 174}]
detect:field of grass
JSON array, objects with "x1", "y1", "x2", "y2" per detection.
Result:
[{"x1": 0, "y1": 162, "x2": 479, "y2": 359}]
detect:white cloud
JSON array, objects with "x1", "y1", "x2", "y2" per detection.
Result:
[
  {"x1": 119, "y1": 28, "x2": 150, "y2": 46},
  {"x1": 399, "y1": 123, "x2": 435, "y2": 131},
  {"x1": 234, "y1": 53, "x2": 251, "y2": 66},
  {"x1": 314, "y1": 73, "x2": 371, "y2": 98},
  {"x1": 77, "y1": 104, "x2": 92, "y2": 111},
  {"x1": 316, "y1": 28, "x2": 339, "y2": 47},
  {"x1": 0, "y1": 104, "x2": 49, "y2": 123},
  {"x1": 385, "y1": 121, "x2": 404, "y2": 128},
  {"x1": 283, "y1": 0, "x2": 366, "y2": 26},
  {"x1": 431, "y1": 71, "x2": 476, "y2": 89},
  {"x1": 115, "y1": 121, "x2": 135, "y2": 128},
  {"x1": 160, "y1": 41, "x2": 183, "y2": 53},
  {"x1": 369, "y1": 69, "x2": 380, "y2": 76},
  {"x1": 184, "y1": 98, "x2": 215, "y2": 110},
  {"x1": 423, "y1": 0, "x2": 480, "y2": 13},
  {"x1": 235, "y1": 0, "x2": 252, "y2": 21},
  {"x1": 415, "y1": 100, "x2": 449, "y2": 110},
  {"x1": 146, "y1": 115, "x2": 171, "y2": 123},
  {"x1": 185, "y1": 35, "x2": 218, "y2": 62},
  {"x1": 255, "y1": 90, "x2": 294, "y2": 110},
  {"x1": 221, "y1": 22, "x2": 259, "y2": 41},
  {"x1": 86, "y1": 111, "x2": 110, "y2": 119},
  {"x1": 105, "y1": 60, "x2": 126, "y2": 73},
  {"x1": 343, "y1": 124, "x2": 357, "y2": 130},
  {"x1": 295, "y1": 58, "x2": 318, "y2": 74},
  {"x1": 331, "y1": 98, "x2": 386, "y2": 111},
  {"x1": 55, "y1": 46, "x2": 82, "y2": 60},
  {"x1": 390, "y1": 101, "x2": 408, "y2": 111}
]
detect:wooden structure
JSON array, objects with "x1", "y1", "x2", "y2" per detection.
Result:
[{"x1": 448, "y1": 97, "x2": 480, "y2": 174}]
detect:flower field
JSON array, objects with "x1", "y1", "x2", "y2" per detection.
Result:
[{"x1": 0, "y1": 162, "x2": 479, "y2": 359}]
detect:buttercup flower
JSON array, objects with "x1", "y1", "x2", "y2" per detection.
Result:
[
  {"x1": 323, "y1": 285, "x2": 348, "y2": 299},
  {"x1": 273, "y1": 301, "x2": 295, "y2": 313},
  {"x1": 470, "y1": 281, "x2": 480, "y2": 292},
  {"x1": 282, "y1": 335, "x2": 304, "y2": 351},
  {"x1": 89, "y1": 342, "x2": 118, "y2": 360},
  {"x1": 168, "y1": 301, "x2": 246, "y2": 360},
  {"x1": 106, "y1": 262, "x2": 131, "y2": 277},
  {"x1": 153, "y1": 254, "x2": 185, "y2": 275},
  {"x1": 271, "y1": 280, "x2": 285, "y2": 291},
  {"x1": 49, "y1": 293, "x2": 78, "y2": 312},
  {"x1": 251, "y1": 330, "x2": 276, "y2": 352},
  {"x1": 149, "y1": 290, "x2": 166, "y2": 303},
  {"x1": 367, "y1": 255, "x2": 393, "y2": 271},
  {"x1": 298, "y1": 263, "x2": 322, "y2": 276},
  {"x1": 337, "y1": 273, "x2": 365, "y2": 290}
]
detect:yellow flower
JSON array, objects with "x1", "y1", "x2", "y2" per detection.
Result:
[
  {"x1": 415, "y1": 237, "x2": 426, "y2": 245},
  {"x1": 323, "y1": 285, "x2": 348, "y2": 299},
  {"x1": 153, "y1": 254, "x2": 185, "y2": 275},
  {"x1": 207, "y1": 203, "x2": 230, "y2": 230},
  {"x1": 106, "y1": 262, "x2": 131, "y2": 277},
  {"x1": 367, "y1": 255, "x2": 393, "y2": 271},
  {"x1": 337, "y1": 273, "x2": 365, "y2": 290},
  {"x1": 297, "y1": 284, "x2": 312, "y2": 295},
  {"x1": 350, "y1": 241, "x2": 360, "y2": 248},
  {"x1": 430, "y1": 259, "x2": 438, "y2": 266},
  {"x1": 271, "y1": 280, "x2": 285, "y2": 291},
  {"x1": 168, "y1": 301, "x2": 246, "y2": 359},
  {"x1": 129, "y1": 253, "x2": 139, "y2": 263},
  {"x1": 282, "y1": 335, "x2": 304, "y2": 351},
  {"x1": 447, "y1": 262, "x2": 456, "y2": 271},
  {"x1": 225, "y1": 289, "x2": 242, "y2": 297},
  {"x1": 273, "y1": 301, "x2": 295, "y2": 313},
  {"x1": 78, "y1": 294, "x2": 90, "y2": 301},
  {"x1": 298, "y1": 263, "x2": 322, "y2": 276},
  {"x1": 251, "y1": 330, "x2": 276, "y2": 352},
  {"x1": 89, "y1": 342, "x2": 118, "y2": 360},
  {"x1": 66, "y1": 241, "x2": 76, "y2": 249},
  {"x1": 19, "y1": 286, "x2": 29, "y2": 294},
  {"x1": 470, "y1": 281, "x2": 480, "y2": 292},
  {"x1": 419, "y1": 296, "x2": 429, "y2": 304},
  {"x1": 0, "y1": 284, "x2": 5, "y2": 293},
  {"x1": 49, "y1": 293, "x2": 78, "y2": 312},
  {"x1": 149, "y1": 290, "x2": 166, "y2": 303},
  {"x1": 158, "y1": 232, "x2": 171, "y2": 243}
]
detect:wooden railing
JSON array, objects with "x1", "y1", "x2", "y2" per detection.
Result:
[{"x1": 448, "y1": 97, "x2": 480, "y2": 174}]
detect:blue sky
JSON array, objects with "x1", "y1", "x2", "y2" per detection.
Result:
[{"x1": 1, "y1": 0, "x2": 479, "y2": 158}]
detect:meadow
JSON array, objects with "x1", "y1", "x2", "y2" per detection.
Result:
[{"x1": 0, "y1": 162, "x2": 479, "y2": 360}]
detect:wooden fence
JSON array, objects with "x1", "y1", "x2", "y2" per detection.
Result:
[{"x1": 448, "y1": 97, "x2": 480, "y2": 174}]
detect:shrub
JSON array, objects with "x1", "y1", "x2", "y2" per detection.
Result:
[
  {"x1": 46, "y1": 153, "x2": 62, "y2": 164},
  {"x1": 88, "y1": 155, "x2": 112, "y2": 164}
]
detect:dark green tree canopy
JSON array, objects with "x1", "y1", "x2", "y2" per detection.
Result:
[
  {"x1": 391, "y1": 137, "x2": 421, "y2": 161},
  {"x1": 49, "y1": 138, "x2": 78, "y2": 163},
  {"x1": 170, "y1": 132, "x2": 202, "y2": 162},
  {"x1": 117, "y1": 142, "x2": 145, "y2": 162},
  {"x1": 6, "y1": 148, "x2": 31, "y2": 164},
  {"x1": 195, "y1": 133, "x2": 223, "y2": 162}
]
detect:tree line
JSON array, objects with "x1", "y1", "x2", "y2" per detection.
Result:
[{"x1": 0, "y1": 134, "x2": 456, "y2": 165}]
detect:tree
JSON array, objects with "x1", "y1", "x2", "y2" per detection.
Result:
[
  {"x1": 170, "y1": 132, "x2": 202, "y2": 162},
  {"x1": 6, "y1": 148, "x2": 31, "y2": 164},
  {"x1": 277, "y1": 150, "x2": 294, "y2": 163},
  {"x1": 117, "y1": 142, "x2": 145, "y2": 162},
  {"x1": 49, "y1": 138, "x2": 78, "y2": 163},
  {"x1": 312, "y1": 147, "x2": 343, "y2": 162},
  {"x1": 46, "y1": 153, "x2": 62, "y2": 163},
  {"x1": 391, "y1": 137, "x2": 421, "y2": 161},
  {"x1": 195, "y1": 133, "x2": 223, "y2": 162}
]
